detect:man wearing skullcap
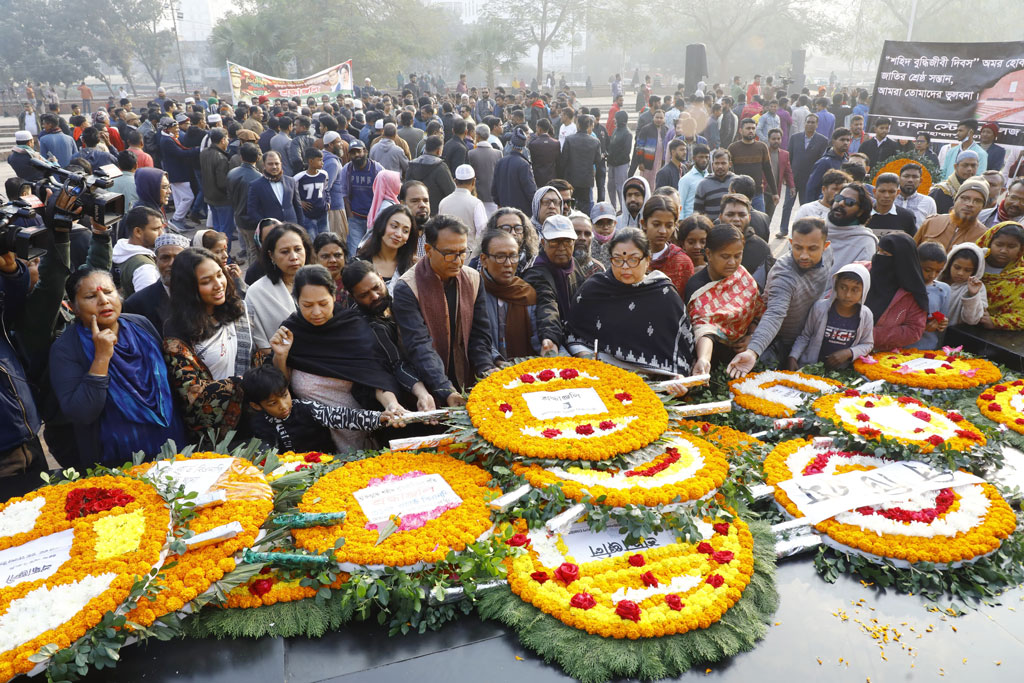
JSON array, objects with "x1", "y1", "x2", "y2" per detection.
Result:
[{"x1": 915, "y1": 175, "x2": 989, "y2": 249}]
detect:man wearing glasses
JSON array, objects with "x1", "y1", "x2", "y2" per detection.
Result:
[
  {"x1": 393, "y1": 215, "x2": 497, "y2": 407},
  {"x1": 524, "y1": 215, "x2": 585, "y2": 356},
  {"x1": 478, "y1": 229, "x2": 538, "y2": 362}
]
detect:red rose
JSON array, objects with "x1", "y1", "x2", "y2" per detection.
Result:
[
  {"x1": 559, "y1": 368, "x2": 580, "y2": 380},
  {"x1": 249, "y1": 579, "x2": 274, "y2": 597},
  {"x1": 988, "y1": 403, "x2": 1002, "y2": 412},
  {"x1": 912, "y1": 410, "x2": 932, "y2": 422},
  {"x1": 665, "y1": 594, "x2": 684, "y2": 611},
  {"x1": 844, "y1": 389, "x2": 860, "y2": 397},
  {"x1": 955, "y1": 430, "x2": 981, "y2": 441},
  {"x1": 980, "y1": 393, "x2": 995, "y2": 401},
  {"x1": 542, "y1": 428, "x2": 562, "y2": 438},
  {"x1": 923, "y1": 351, "x2": 937, "y2": 359},
  {"x1": 697, "y1": 542, "x2": 714, "y2": 555},
  {"x1": 1014, "y1": 380, "x2": 1024, "y2": 386},
  {"x1": 925, "y1": 369, "x2": 937, "y2": 375},
  {"x1": 530, "y1": 571, "x2": 549, "y2": 584},
  {"x1": 554, "y1": 563, "x2": 580, "y2": 583},
  {"x1": 570, "y1": 592, "x2": 596, "y2": 609},
  {"x1": 994, "y1": 385, "x2": 1008, "y2": 393},
  {"x1": 864, "y1": 401, "x2": 876, "y2": 408},
  {"x1": 259, "y1": 566, "x2": 273, "y2": 575},
  {"x1": 913, "y1": 428, "x2": 924, "y2": 433},
  {"x1": 706, "y1": 574, "x2": 725, "y2": 588},
  {"x1": 640, "y1": 571, "x2": 659, "y2": 587},
  {"x1": 599, "y1": 420, "x2": 616, "y2": 430},
  {"x1": 627, "y1": 554, "x2": 646, "y2": 567},
  {"x1": 615, "y1": 600, "x2": 642, "y2": 622},
  {"x1": 926, "y1": 435, "x2": 945, "y2": 446},
  {"x1": 942, "y1": 364, "x2": 953, "y2": 370},
  {"x1": 296, "y1": 464, "x2": 310, "y2": 471},
  {"x1": 856, "y1": 413, "x2": 870, "y2": 422},
  {"x1": 304, "y1": 453, "x2": 322, "y2": 463},
  {"x1": 897, "y1": 396, "x2": 921, "y2": 405},
  {"x1": 519, "y1": 374, "x2": 536, "y2": 384},
  {"x1": 857, "y1": 426, "x2": 880, "y2": 438},
  {"x1": 538, "y1": 369, "x2": 556, "y2": 381},
  {"x1": 1016, "y1": 418, "x2": 1024, "y2": 426},
  {"x1": 713, "y1": 522, "x2": 730, "y2": 536},
  {"x1": 614, "y1": 392, "x2": 633, "y2": 402},
  {"x1": 575, "y1": 424, "x2": 595, "y2": 435},
  {"x1": 701, "y1": 423, "x2": 711, "y2": 433},
  {"x1": 499, "y1": 403, "x2": 513, "y2": 413},
  {"x1": 507, "y1": 533, "x2": 529, "y2": 547},
  {"x1": 948, "y1": 413, "x2": 964, "y2": 422},
  {"x1": 712, "y1": 550, "x2": 735, "y2": 564}
]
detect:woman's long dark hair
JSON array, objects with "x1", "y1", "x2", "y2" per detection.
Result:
[
  {"x1": 260, "y1": 223, "x2": 314, "y2": 284},
  {"x1": 168, "y1": 247, "x2": 245, "y2": 342},
  {"x1": 356, "y1": 204, "x2": 418, "y2": 274}
]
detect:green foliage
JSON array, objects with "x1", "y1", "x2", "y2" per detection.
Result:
[
  {"x1": 187, "y1": 591, "x2": 355, "y2": 639},
  {"x1": 477, "y1": 521, "x2": 779, "y2": 683},
  {"x1": 457, "y1": 22, "x2": 529, "y2": 90}
]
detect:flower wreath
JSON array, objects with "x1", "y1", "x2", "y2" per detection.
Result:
[
  {"x1": 512, "y1": 432, "x2": 728, "y2": 508},
  {"x1": 764, "y1": 439, "x2": 1016, "y2": 566},
  {"x1": 729, "y1": 370, "x2": 844, "y2": 418},
  {"x1": 466, "y1": 358, "x2": 668, "y2": 461},
  {"x1": 671, "y1": 420, "x2": 765, "y2": 456},
  {"x1": 813, "y1": 391, "x2": 986, "y2": 453},
  {"x1": 266, "y1": 452, "x2": 336, "y2": 482},
  {"x1": 292, "y1": 451, "x2": 498, "y2": 568},
  {"x1": 976, "y1": 379, "x2": 1024, "y2": 435},
  {"x1": 221, "y1": 564, "x2": 350, "y2": 609},
  {"x1": 0, "y1": 477, "x2": 169, "y2": 681},
  {"x1": 126, "y1": 453, "x2": 274, "y2": 626},
  {"x1": 504, "y1": 516, "x2": 755, "y2": 639},
  {"x1": 854, "y1": 348, "x2": 1001, "y2": 390}
]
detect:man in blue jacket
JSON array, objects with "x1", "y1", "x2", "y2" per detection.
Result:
[
  {"x1": 805, "y1": 128, "x2": 852, "y2": 202},
  {"x1": 246, "y1": 151, "x2": 303, "y2": 226},
  {"x1": 157, "y1": 117, "x2": 200, "y2": 230},
  {"x1": 492, "y1": 129, "x2": 536, "y2": 215},
  {"x1": 0, "y1": 252, "x2": 44, "y2": 497}
]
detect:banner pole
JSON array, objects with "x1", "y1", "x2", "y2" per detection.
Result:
[{"x1": 906, "y1": 0, "x2": 918, "y2": 41}]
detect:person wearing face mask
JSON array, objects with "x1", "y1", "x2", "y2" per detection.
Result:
[
  {"x1": 164, "y1": 248, "x2": 256, "y2": 442},
  {"x1": 477, "y1": 229, "x2": 539, "y2": 362},
  {"x1": 567, "y1": 227, "x2": 695, "y2": 376},
  {"x1": 824, "y1": 182, "x2": 878, "y2": 276},
  {"x1": 50, "y1": 268, "x2": 183, "y2": 467},
  {"x1": 728, "y1": 217, "x2": 834, "y2": 376},
  {"x1": 684, "y1": 224, "x2": 764, "y2": 375},
  {"x1": 588, "y1": 202, "x2": 617, "y2": 270},
  {"x1": 124, "y1": 232, "x2": 190, "y2": 333}
]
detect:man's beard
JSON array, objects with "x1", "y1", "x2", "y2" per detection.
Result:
[
  {"x1": 414, "y1": 213, "x2": 429, "y2": 227},
  {"x1": 829, "y1": 209, "x2": 859, "y2": 226},
  {"x1": 353, "y1": 157, "x2": 368, "y2": 169},
  {"x1": 573, "y1": 245, "x2": 591, "y2": 264},
  {"x1": 950, "y1": 210, "x2": 975, "y2": 229},
  {"x1": 900, "y1": 185, "x2": 917, "y2": 197},
  {"x1": 362, "y1": 293, "x2": 392, "y2": 317},
  {"x1": 626, "y1": 202, "x2": 642, "y2": 216}
]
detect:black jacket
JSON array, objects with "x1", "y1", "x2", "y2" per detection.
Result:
[
  {"x1": 227, "y1": 163, "x2": 263, "y2": 230},
  {"x1": 788, "y1": 132, "x2": 829, "y2": 200},
  {"x1": 122, "y1": 281, "x2": 170, "y2": 334},
  {"x1": 559, "y1": 132, "x2": 603, "y2": 188},
  {"x1": 405, "y1": 155, "x2": 456, "y2": 215},
  {"x1": 442, "y1": 137, "x2": 469, "y2": 175},
  {"x1": 523, "y1": 260, "x2": 584, "y2": 347}
]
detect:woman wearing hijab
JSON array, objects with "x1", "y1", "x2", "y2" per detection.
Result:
[
  {"x1": 366, "y1": 169, "x2": 402, "y2": 230},
  {"x1": 50, "y1": 268, "x2": 183, "y2": 466},
  {"x1": 530, "y1": 185, "x2": 564, "y2": 234},
  {"x1": 977, "y1": 221, "x2": 1024, "y2": 330},
  {"x1": 270, "y1": 265, "x2": 406, "y2": 452},
  {"x1": 118, "y1": 167, "x2": 170, "y2": 239},
  {"x1": 865, "y1": 232, "x2": 928, "y2": 350},
  {"x1": 567, "y1": 228, "x2": 694, "y2": 376}
]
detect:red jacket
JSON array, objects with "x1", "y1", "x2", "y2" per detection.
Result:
[
  {"x1": 606, "y1": 103, "x2": 622, "y2": 136},
  {"x1": 765, "y1": 148, "x2": 795, "y2": 193},
  {"x1": 873, "y1": 289, "x2": 927, "y2": 351}
]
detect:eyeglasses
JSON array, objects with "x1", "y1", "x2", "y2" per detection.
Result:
[
  {"x1": 498, "y1": 224, "x2": 525, "y2": 236},
  {"x1": 832, "y1": 196, "x2": 859, "y2": 207},
  {"x1": 547, "y1": 239, "x2": 574, "y2": 252},
  {"x1": 610, "y1": 255, "x2": 648, "y2": 268},
  {"x1": 435, "y1": 248, "x2": 470, "y2": 262},
  {"x1": 540, "y1": 198, "x2": 561, "y2": 208},
  {"x1": 484, "y1": 252, "x2": 520, "y2": 265}
]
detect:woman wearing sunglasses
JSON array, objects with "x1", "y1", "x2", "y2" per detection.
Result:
[{"x1": 566, "y1": 228, "x2": 695, "y2": 376}]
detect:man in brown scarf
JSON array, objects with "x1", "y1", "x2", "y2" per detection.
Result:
[
  {"x1": 479, "y1": 229, "x2": 538, "y2": 360},
  {"x1": 393, "y1": 215, "x2": 496, "y2": 407}
]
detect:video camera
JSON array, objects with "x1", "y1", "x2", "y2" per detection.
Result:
[{"x1": 0, "y1": 159, "x2": 127, "y2": 260}]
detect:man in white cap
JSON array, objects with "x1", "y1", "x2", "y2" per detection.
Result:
[
  {"x1": 523, "y1": 214, "x2": 584, "y2": 355},
  {"x1": 8, "y1": 131, "x2": 48, "y2": 181},
  {"x1": 438, "y1": 164, "x2": 487, "y2": 251},
  {"x1": 123, "y1": 232, "x2": 190, "y2": 333}
]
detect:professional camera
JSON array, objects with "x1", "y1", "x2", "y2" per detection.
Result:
[
  {"x1": 28, "y1": 158, "x2": 126, "y2": 231},
  {"x1": 0, "y1": 196, "x2": 45, "y2": 260}
]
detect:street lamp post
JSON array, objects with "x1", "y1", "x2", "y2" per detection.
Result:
[{"x1": 168, "y1": 0, "x2": 188, "y2": 94}]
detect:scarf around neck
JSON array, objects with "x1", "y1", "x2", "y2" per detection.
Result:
[
  {"x1": 482, "y1": 271, "x2": 537, "y2": 357},
  {"x1": 412, "y1": 257, "x2": 478, "y2": 388}
]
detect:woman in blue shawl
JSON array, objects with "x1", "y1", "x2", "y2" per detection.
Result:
[{"x1": 49, "y1": 268, "x2": 183, "y2": 467}]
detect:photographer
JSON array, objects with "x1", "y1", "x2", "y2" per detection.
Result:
[{"x1": 0, "y1": 250, "x2": 44, "y2": 498}]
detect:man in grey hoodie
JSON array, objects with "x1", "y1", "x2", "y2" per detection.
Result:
[
  {"x1": 825, "y1": 182, "x2": 877, "y2": 277},
  {"x1": 728, "y1": 216, "x2": 835, "y2": 375}
]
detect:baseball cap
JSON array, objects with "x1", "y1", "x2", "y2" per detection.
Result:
[
  {"x1": 159, "y1": 116, "x2": 176, "y2": 130},
  {"x1": 590, "y1": 202, "x2": 616, "y2": 223},
  {"x1": 541, "y1": 215, "x2": 577, "y2": 241},
  {"x1": 455, "y1": 164, "x2": 475, "y2": 181},
  {"x1": 323, "y1": 131, "x2": 342, "y2": 145},
  {"x1": 349, "y1": 139, "x2": 366, "y2": 150}
]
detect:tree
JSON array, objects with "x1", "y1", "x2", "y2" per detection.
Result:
[
  {"x1": 481, "y1": 0, "x2": 576, "y2": 84},
  {"x1": 458, "y1": 22, "x2": 528, "y2": 90}
]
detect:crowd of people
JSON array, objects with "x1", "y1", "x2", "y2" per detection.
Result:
[{"x1": 1, "y1": 71, "x2": 1023, "y2": 496}]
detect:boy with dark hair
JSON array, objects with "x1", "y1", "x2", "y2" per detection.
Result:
[
  {"x1": 917, "y1": 242, "x2": 950, "y2": 350},
  {"x1": 294, "y1": 146, "x2": 329, "y2": 237},
  {"x1": 243, "y1": 365, "x2": 391, "y2": 453},
  {"x1": 788, "y1": 264, "x2": 874, "y2": 369}
]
